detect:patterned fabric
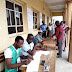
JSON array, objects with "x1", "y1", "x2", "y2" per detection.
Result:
[
  {"x1": 62, "y1": 25, "x2": 68, "y2": 50},
  {"x1": 33, "y1": 34, "x2": 42, "y2": 44}
]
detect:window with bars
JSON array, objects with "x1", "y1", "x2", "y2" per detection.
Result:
[
  {"x1": 33, "y1": 11, "x2": 37, "y2": 29},
  {"x1": 6, "y1": 0, "x2": 23, "y2": 34}
]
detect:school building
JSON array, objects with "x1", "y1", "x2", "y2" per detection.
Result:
[{"x1": 0, "y1": 0, "x2": 72, "y2": 72}]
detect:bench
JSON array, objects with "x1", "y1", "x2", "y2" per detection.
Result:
[{"x1": 0, "y1": 52, "x2": 5, "y2": 72}]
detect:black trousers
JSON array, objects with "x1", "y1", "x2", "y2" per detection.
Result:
[
  {"x1": 47, "y1": 30, "x2": 49, "y2": 37},
  {"x1": 42, "y1": 31, "x2": 46, "y2": 38},
  {"x1": 17, "y1": 67, "x2": 21, "y2": 72}
]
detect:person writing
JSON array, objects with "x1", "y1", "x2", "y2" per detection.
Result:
[
  {"x1": 21, "y1": 33, "x2": 47, "y2": 61},
  {"x1": 33, "y1": 30, "x2": 47, "y2": 48},
  {"x1": 21, "y1": 34, "x2": 36, "y2": 61},
  {"x1": 4, "y1": 36, "x2": 31, "y2": 72}
]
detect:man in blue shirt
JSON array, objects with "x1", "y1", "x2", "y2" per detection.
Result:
[{"x1": 39, "y1": 21, "x2": 47, "y2": 38}]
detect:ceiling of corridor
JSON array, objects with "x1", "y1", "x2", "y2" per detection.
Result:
[{"x1": 41, "y1": 0, "x2": 66, "y2": 12}]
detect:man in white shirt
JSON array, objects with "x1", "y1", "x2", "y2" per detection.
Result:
[
  {"x1": 21, "y1": 34, "x2": 36, "y2": 57},
  {"x1": 21, "y1": 33, "x2": 47, "y2": 60},
  {"x1": 4, "y1": 36, "x2": 32, "y2": 72}
]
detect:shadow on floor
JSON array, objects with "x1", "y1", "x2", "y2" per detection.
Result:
[{"x1": 56, "y1": 46, "x2": 72, "y2": 72}]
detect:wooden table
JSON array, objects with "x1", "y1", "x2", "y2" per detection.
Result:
[
  {"x1": 19, "y1": 66, "x2": 27, "y2": 72},
  {"x1": 43, "y1": 38, "x2": 57, "y2": 50},
  {"x1": 38, "y1": 50, "x2": 57, "y2": 72},
  {"x1": 19, "y1": 38, "x2": 57, "y2": 72},
  {"x1": 19, "y1": 48, "x2": 57, "y2": 72}
]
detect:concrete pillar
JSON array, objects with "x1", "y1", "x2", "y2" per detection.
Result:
[
  {"x1": 40, "y1": 13, "x2": 42, "y2": 25},
  {"x1": 67, "y1": 2, "x2": 72, "y2": 46},
  {"x1": 69, "y1": 21, "x2": 72, "y2": 63},
  {"x1": 63, "y1": 14, "x2": 64, "y2": 21},
  {"x1": 64, "y1": 4, "x2": 67, "y2": 23},
  {"x1": 45, "y1": 16, "x2": 47, "y2": 25},
  {"x1": 51, "y1": 18, "x2": 52, "y2": 23},
  {"x1": 47, "y1": 17, "x2": 49, "y2": 25},
  {"x1": 37, "y1": 12, "x2": 40, "y2": 29},
  {"x1": 53, "y1": 19, "x2": 54, "y2": 24},
  {"x1": 67, "y1": 1, "x2": 72, "y2": 63},
  {"x1": 42, "y1": 14, "x2": 45, "y2": 22}
]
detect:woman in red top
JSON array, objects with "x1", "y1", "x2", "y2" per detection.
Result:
[{"x1": 60, "y1": 21, "x2": 70, "y2": 51}]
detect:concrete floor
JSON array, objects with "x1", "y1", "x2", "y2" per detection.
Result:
[{"x1": 56, "y1": 46, "x2": 72, "y2": 72}]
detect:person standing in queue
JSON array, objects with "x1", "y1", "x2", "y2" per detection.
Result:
[{"x1": 39, "y1": 20, "x2": 47, "y2": 38}]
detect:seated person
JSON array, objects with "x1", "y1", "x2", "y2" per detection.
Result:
[
  {"x1": 4, "y1": 36, "x2": 32, "y2": 72},
  {"x1": 21, "y1": 34, "x2": 47, "y2": 61},
  {"x1": 21, "y1": 34, "x2": 36, "y2": 61},
  {"x1": 48, "y1": 23, "x2": 52, "y2": 37},
  {"x1": 33, "y1": 30, "x2": 47, "y2": 47}
]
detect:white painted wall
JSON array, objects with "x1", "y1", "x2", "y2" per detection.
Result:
[
  {"x1": 40, "y1": 13, "x2": 42, "y2": 25},
  {"x1": 27, "y1": 8, "x2": 33, "y2": 33},
  {"x1": 49, "y1": 17, "x2": 51, "y2": 23},
  {"x1": 45, "y1": 16, "x2": 47, "y2": 25}
]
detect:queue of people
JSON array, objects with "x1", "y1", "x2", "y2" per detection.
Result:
[
  {"x1": 51, "y1": 21, "x2": 63, "y2": 58},
  {"x1": 39, "y1": 21, "x2": 55, "y2": 38},
  {"x1": 51, "y1": 21, "x2": 70, "y2": 57},
  {"x1": 4, "y1": 20, "x2": 71, "y2": 72},
  {"x1": 39, "y1": 20, "x2": 70, "y2": 58}
]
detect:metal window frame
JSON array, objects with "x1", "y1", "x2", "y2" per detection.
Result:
[
  {"x1": 6, "y1": 0, "x2": 24, "y2": 35},
  {"x1": 33, "y1": 11, "x2": 37, "y2": 29}
]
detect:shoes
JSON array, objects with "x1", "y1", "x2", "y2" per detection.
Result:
[
  {"x1": 57, "y1": 53, "x2": 62, "y2": 58},
  {"x1": 63, "y1": 50, "x2": 65, "y2": 52},
  {"x1": 56, "y1": 49, "x2": 58, "y2": 50},
  {"x1": 57, "y1": 56, "x2": 62, "y2": 58},
  {"x1": 57, "y1": 53, "x2": 59, "y2": 55}
]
